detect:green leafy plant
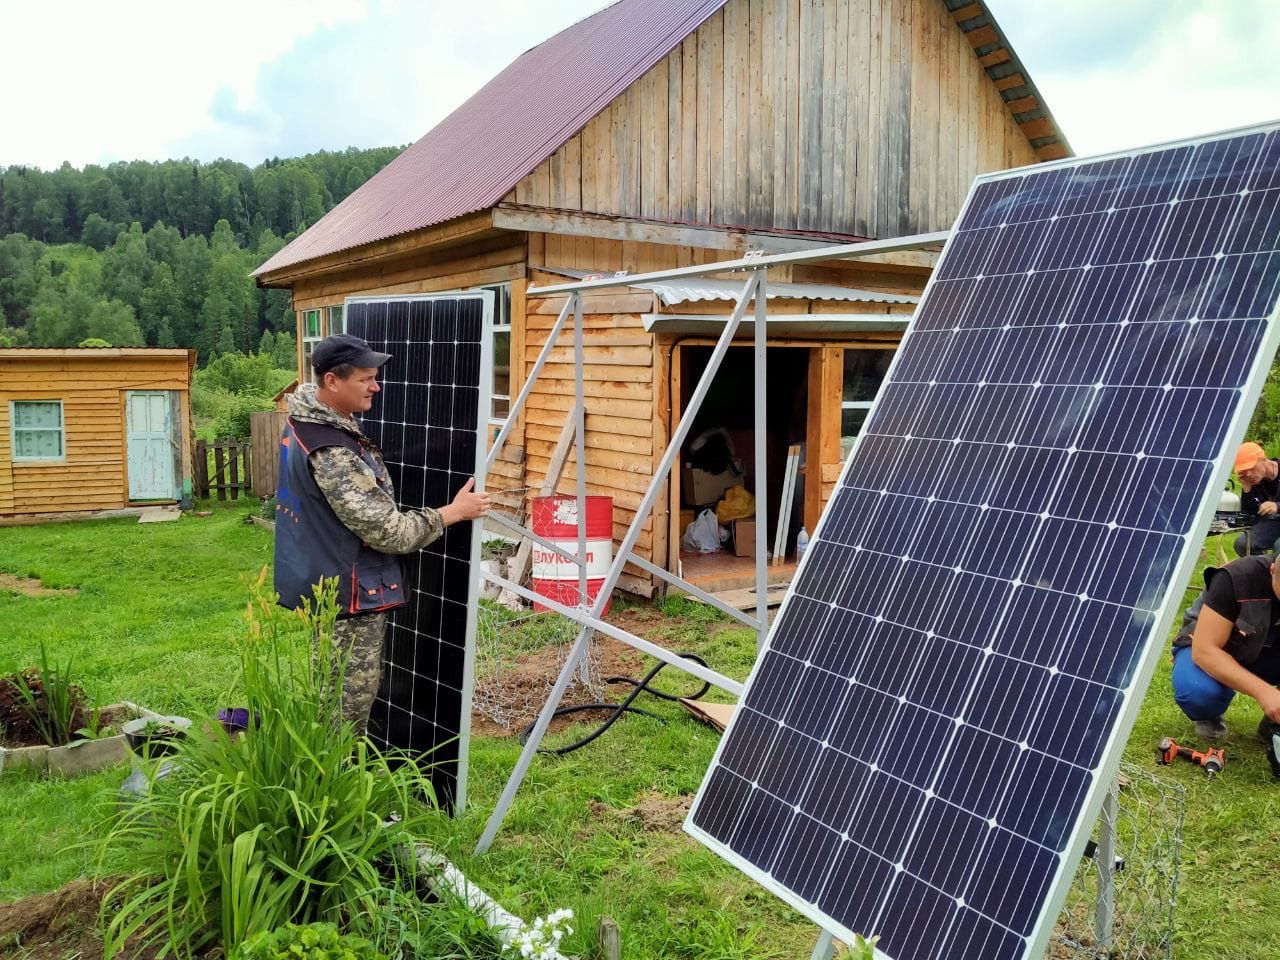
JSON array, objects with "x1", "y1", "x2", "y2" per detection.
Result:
[
  {"x1": 7, "y1": 643, "x2": 87, "y2": 746},
  {"x1": 232, "y1": 921, "x2": 385, "y2": 960},
  {"x1": 98, "y1": 569, "x2": 442, "y2": 958},
  {"x1": 72, "y1": 705, "x2": 107, "y2": 742}
]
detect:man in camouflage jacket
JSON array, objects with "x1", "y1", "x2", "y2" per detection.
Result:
[{"x1": 274, "y1": 334, "x2": 490, "y2": 734}]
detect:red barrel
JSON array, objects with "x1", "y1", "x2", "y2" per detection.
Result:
[{"x1": 531, "y1": 496, "x2": 613, "y2": 613}]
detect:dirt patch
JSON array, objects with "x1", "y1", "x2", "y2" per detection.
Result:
[
  {"x1": 0, "y1": 573, "x2": 77, "y2": 598},
  {"x1": 470, "y1": 602, "x2": 723, "y2": 738},
  {"x1": 0, "y1": 878, "x2": 114, "y2": 959},
  {"x1": 471, "y1": 632, "x2": 650, "y2": 738},
  {"x1": 588, "y1": 791, "x2": 693, "y2": 833}
]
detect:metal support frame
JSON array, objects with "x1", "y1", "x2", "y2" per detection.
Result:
[
  {"x1": 1094, "y1": 783, "x2": 1119, "y2": 952},
  {"x1": 471, "y1": 229, "x2": 950, "y2": 854}
]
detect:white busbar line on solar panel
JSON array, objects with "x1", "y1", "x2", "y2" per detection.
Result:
[{"x1": 685, "y1": 118, "x2": 1280, "y2": 960}]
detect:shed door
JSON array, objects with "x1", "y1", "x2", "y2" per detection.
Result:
[{"x1": 126, "y1": 391, "x2": 176, "y2": 500}]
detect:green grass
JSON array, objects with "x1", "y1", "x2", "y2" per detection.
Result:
[{"x1": 2, "y1": 514, "x2": 1280, "y2": 957}]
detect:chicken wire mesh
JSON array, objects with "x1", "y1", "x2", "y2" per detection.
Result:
[
  {"x1": 472, "y1": 541, "x2": 605, "y2": 731},
  {"x1": 1048, "y1": 761, "x2": 1185, "y2": 960}
]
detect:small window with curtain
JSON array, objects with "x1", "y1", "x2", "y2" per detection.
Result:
[
  {"x1": 482, "y1": 284, "x2": 512, "y2": 424},
  {"x1": 11, "y1": 400, "x2": 65, "y2": 461},
  {"x1": 841, "y1": 348, "x2": 895, "y2": 455},
  {"x1": 301, "y1": 309, "x2": 322, "y2": 383}
]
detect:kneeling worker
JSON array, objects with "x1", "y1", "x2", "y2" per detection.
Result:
[
  {"x1": 1172, "y1": 552, "x2": 1280, "y2": 742},
  {"x1": 274, "y1": 333, "x2": 491, "y2": 734},
  {"x1": 1232, "y1": 442, "x2": 1280, "y2": 556}
]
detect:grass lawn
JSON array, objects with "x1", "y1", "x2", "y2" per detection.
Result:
[{"x1": 2, "y1": 502, "x2": 1279, "y2": 958}]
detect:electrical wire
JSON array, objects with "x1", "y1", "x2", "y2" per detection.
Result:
[{"x1": 518, "y1": 652, "x2": 713, "y2": 755}]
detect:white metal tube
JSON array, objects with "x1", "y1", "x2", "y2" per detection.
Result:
[
  {"x1": 485, "y1": 509, "x2": 583, "y2": 565},
  {"x1": 414, "y1": 845, "x2": 569, "y2": 960},
  {"x1": 574, "y1": 292, "x2": 588, "y2": 609},
  {"x1": 527, "y1": 231, "x2": 950, "y2": 296},
  {"x1": 475, "y1": 275, "x2": 761, "y2": 854},
  {"x1": 480, "y1": 570, "x2": 743, "y2": 696},
  {"x1": 753, "y1": 269, "x2": 768, "y2": 652},
  {"x1": 627, "y1": 554, "x2": 762, "y2": 630}
]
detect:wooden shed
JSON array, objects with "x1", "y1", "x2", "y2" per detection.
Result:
[
  {"x1": 255, "y1": 0, "x2": 1069, "y2": 594},
  {"x1": 0, "y1": 348, "x2": 196, "y2": 518}
]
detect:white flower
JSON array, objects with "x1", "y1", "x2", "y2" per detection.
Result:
[{"x1": 504, "y1": 908, "x2": 575, "y2": 959}]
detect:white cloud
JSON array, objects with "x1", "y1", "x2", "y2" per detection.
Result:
[
  {"x1": 987, "y1": 0, "x2": 1280, "y2": 155},
  {"x1": 4, "y1": 0, "x2": 1278, "y2": 170}
]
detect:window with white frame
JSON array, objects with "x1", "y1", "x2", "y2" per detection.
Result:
[
  {"x1": 482, "y1": 284, "x2": 512, "y2": 424},
  {"x1": 841, "y1": 348, "x2": 895, "y2": 450},
  {"x1": 11, "y1": 400, "x2": 65, "y2": 461},
  {"x1": 327, "y1": 304, "x2": 345, "y2": 336},
  {"x1": 301, "y1": 308, "x2": 322, "y2": 383}
]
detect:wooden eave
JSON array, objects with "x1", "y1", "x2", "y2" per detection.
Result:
[
  {"x1": 946, "y1": 0, "x2": 1072, "y2": 161},
  {"x1": 254, "y1": 210, "x2": 503, "y2": 289}
]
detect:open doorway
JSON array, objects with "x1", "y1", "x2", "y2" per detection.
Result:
[{"x1": 674, "y1": 344, "x2": 809, "y2": 589}]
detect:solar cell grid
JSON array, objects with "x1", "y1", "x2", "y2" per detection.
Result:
[
  {"x1": 688, "y1": 123, "x2": 1280, "y2": 959},
  {"x1": 345, "y1": 292, "x2": 490, "y2": 812}
]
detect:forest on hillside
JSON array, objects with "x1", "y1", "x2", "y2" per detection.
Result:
[{"x1": 0, "y1": 147, "x2": 402, "y2": 358}]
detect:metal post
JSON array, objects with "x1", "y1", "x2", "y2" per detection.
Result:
[
  {"x1": 573, "y1": 292, "x2": 590, "y2": 687},
  {"x1": 810, "y1": 930, "x2": 835, "y2": 960},
  {"x1": 1094, "y1": 782, "x2": 1118, "y2": 953},
  {"x1": 753, "y1": 267, "x2": 768, "y2": 651},
  {"x1": 475, "y1": 274, "x2": 763, "y2": 854}
]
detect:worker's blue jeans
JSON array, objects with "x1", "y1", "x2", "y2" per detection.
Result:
[{"x1": 1171, "y1": 644, "x2": 1280, "y2": 720}]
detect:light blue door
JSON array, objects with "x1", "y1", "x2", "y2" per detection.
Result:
[{"x1": 126, "y1": 391, "x2": 176, "y2": 500}]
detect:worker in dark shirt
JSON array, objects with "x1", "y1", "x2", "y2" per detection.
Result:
[
  {"x1": 1233, "y1": 442, "x2": 1280, "y2": 556},
  {"x1": 1171, "y1": 553, "x2": 1280, "y2": 742}
]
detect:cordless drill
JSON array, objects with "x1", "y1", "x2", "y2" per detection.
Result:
[{"x1": 1156, "y1": 737, "x2": 1225, "y2": 779}]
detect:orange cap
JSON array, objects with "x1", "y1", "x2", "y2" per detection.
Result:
[{"x1": 1235, "y1": 442, "x2": 1266, "y2": 473}]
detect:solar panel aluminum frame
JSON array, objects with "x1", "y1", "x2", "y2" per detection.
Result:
[
  {"x1": 342, "y1": 289, "x2": 494, "y2": 814},
  {"x1": 684, "y1": 118, "x2": 1280, "y2": 958}
]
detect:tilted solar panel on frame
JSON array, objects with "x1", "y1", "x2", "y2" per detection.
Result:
[
  {"x1": 345, "y1": 293, "x2": 491, "y2": 813},
  {"x1": 687, "y1": 123, "x2": 1280, "y2": 960}
]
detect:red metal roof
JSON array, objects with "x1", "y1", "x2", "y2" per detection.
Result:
[{"x1": 256, "y1": 0, "x2": 729, "y2": 278}]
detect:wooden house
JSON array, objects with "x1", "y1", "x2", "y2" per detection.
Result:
[
  {"x1": 254, "y1": 0, "x2": 1069, "y2": 594},
  {"x1": 0, "y1": 349, "x2": 196, "y2": 518}
]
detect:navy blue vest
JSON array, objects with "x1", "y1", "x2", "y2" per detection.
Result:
[
  {"x1": 273, "y1": 417, "x2": 407, "y2": 616},
  {"x1": 1174, "y1": 554, "x2": 1274, "y2": 666}
]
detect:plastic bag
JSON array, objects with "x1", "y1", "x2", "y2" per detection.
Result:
[
  {"x1": 715, "y1": 484, "x2": 755, "y2": 525},
  {"x1": 681, "y1": 507, "x2": 723, "y2": 553}
]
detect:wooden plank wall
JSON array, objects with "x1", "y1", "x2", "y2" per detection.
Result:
[
  {"x1": 0, "y1": 404, "x2": 12, "y2": 514},
  {"x1": 0, "y1": 354, "x2": 192, "y2": 516},
  {"x1": 523, "y1": 235, "x2": 694, "y2": 595},
  {"x1": 509, "y1": 0, "x2": 1039, "y2": 240}
]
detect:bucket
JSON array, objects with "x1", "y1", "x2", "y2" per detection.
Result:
[{"x1": 531, "y1": 495, "x2": 613, "y2": 613}]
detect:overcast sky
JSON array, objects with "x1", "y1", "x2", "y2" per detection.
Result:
[{"x1": 4, "y1": 0, "x2": 1278, "y2": 172}]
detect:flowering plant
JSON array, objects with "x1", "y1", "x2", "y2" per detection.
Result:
[{"x1": 504, "y1": 908, "x2": 574, "y2": 960}]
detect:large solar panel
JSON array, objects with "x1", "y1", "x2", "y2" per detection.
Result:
[
  {"x1": 345, "y1": 292, "x2": 491, "y2": 813},
  {"x1": 687, "y1": 122, "x2": 1280, "y2": 959}
]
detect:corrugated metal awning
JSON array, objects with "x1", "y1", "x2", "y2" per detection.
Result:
[
  {"x1": 641, "y1": 314, "x2": 911, "y2": 336},
  {"x1": 633, "y1": 277, "x2": 919, "y2": 306},
  {"x1": 538, "y1": 266, "x2": 920, "y2": 306}
]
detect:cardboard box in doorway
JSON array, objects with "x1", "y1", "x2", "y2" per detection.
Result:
[
  {"x1": 682, "y1": 459, "x2": 744, "y2": 507},
  {"x1": 732, "y1": 519, "x2": 756, "y2": 557}
]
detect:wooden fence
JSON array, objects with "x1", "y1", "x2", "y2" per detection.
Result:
[
  {"x1": 193, "y1": 440, "x2": 253, "y2": 501},
  {"x1": 250, "y1": 411, "x2": 287, "y2": 498}
]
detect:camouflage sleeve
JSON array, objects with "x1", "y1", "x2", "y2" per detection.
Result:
[{"x1": 309, "y1": 446, "x2": 444, "y2": 554}]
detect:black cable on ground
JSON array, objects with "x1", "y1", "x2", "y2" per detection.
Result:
[{"x1": 518, "y1": 652, "x2": 713, "y2": 755}]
